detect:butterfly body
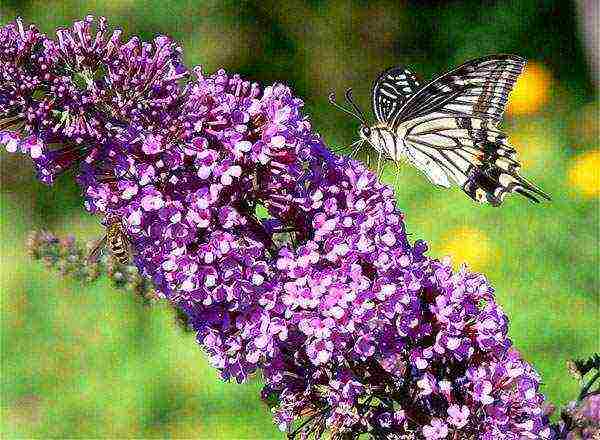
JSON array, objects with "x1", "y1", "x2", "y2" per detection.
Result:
[
  {"x1": 361, "y1": 118, "x2": 457, "y2": 187},
  {"x1": 360, "y1": 123, "x2": 408, "y2": 161},
  {"x1": 330, "y1": 55, "x2": 551, "y2": 206}
]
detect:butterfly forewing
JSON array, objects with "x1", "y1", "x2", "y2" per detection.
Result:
[
  {"x1": 391, "y1": 55, "x2": 526, "y2": 128},
  {"x1": 372, "y1": 67, "x2": 421, "y2": 124}
]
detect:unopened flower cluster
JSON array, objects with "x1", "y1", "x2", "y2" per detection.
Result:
[
  {"x1": 26, "y1": 230, "x2": 163, "y2": 306},
  {"x1": 2, "y1": 17, "x2": 559, "y2": 439}
]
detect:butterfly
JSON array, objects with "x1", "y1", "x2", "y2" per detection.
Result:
[{"x1": 329, "y1": 55, "x2": 551, "y2": 206}]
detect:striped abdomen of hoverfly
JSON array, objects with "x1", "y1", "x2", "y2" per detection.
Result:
[
  {"x1": 106, "y1": 220, "x2": 130, "y2": 265},
  {"x1": 87, "y1": 218, "x2": 131, "y2": 265}
]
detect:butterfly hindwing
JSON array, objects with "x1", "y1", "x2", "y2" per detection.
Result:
[
  {"x1": 403, "y1": 115, "x2": 550, "y2": 205},
  {"x1": 372, "y1": 66, "x2": 421, "y2": 124}
]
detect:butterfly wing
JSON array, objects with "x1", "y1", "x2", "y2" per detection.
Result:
[
  {"x1": 402, "y1": 115, "x2": 551, "y2": 205},
  {"x1": 391, "y1": 55, "x2": 526, "y2": 129},
  {"x1": 372, "y1": 67, "x2": 421, "y2": 124},
  {"x1": 381, "y1": 55, "x2": 550, "y2": 205}
]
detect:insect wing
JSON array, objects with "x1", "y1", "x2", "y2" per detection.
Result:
[
  {"x1": 372, "y1": 66, "x2": 421, "y2": 124},
  {"x1": 392, "y1": 55, "x2": 526, "y2": 128},
  {"x1": 402, "y1": 115, "x2": 551, "y2": 205},
  {"x1": 87, "y1": 234, "x2": 107, "y2": 263}
]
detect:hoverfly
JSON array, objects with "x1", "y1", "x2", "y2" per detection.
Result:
[{"x1": 87, "y1": 216, "x2": 131, "y2": 265}]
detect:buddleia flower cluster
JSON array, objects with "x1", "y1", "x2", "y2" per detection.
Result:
[{"x1": 1, "y1": 16, "x2": 586, "y2": 439}]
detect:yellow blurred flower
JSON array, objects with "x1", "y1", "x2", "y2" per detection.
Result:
[
  {"x1": 567, "y1": 150, "x2": 600, "y2": 198},
  {"x1": 439, "y1": 227, "x2": 494, "y2": 271},
  {"x1": 507, "y1": 62, "x2": 553, "y2": 116}
]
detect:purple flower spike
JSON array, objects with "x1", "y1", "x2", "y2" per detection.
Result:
[{"x1": 1, "y1": 16, "x2": 186, "y2": 186}]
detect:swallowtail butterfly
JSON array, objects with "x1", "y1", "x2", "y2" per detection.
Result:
[{"x1": 329, "y1": 55, "x2": 551, "y2": 206}]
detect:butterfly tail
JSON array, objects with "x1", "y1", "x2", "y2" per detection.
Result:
[
  {"x1": 513, "y1": 174, "x2": 552, "y2": 203},
  {"x1": 462, "y1": 164, "x2": 551, "y2": 206},
  {"x1": 515, "y1": 187, "x2": 542, "y2": 203}
]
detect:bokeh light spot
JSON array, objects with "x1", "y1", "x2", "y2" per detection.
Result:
[
  {"x1": 508, "y1": 62, "x2": 553, "y2": 116},
  {"x1": 439, "y1": 227, "x2": 494, "y2": 271},
  {"x1": 567, "y1": 150, "x2": 600, "y2": 198}
]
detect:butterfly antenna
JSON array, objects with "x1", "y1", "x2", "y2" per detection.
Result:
[
  {"x1": 328, "y1": 91, "x2": 365, "y2": 123},
  {"x1": 344, "y1": 88, "x2": 367, "y2": 124}
]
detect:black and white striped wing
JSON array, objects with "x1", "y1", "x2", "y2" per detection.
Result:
[
  {"x1": 372, "y1": 67, "x2": 421, "y2": 124},
  {"x1": 402, "y1": 116, "x2": 551, "y2": 206},
  {"x1": 391, "y1": 55, "x2": 526, "y2": 129}
]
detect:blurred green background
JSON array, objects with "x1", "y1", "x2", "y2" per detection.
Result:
[{"x1": 0, "y1": 0, "x2": 598, "y2": 438}]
